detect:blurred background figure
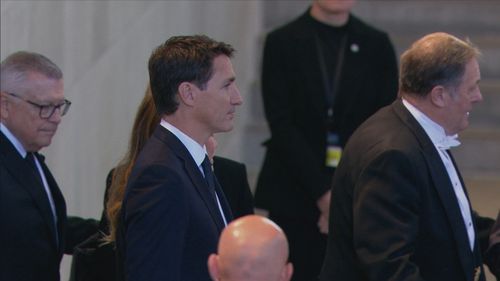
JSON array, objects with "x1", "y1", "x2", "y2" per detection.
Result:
[
  {"x1": 208, "y1": 215, "x2": 293, "y2": 281},
  {"x1": 254, "y1": 0, "x2": 398, "y2": 279}
]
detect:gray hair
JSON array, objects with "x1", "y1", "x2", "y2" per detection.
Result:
[{"x1": 1, "y1": 51, "x2": 63, "y2": 93}]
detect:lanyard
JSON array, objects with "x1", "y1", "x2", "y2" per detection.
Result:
[{"x1": 315, "y1": 33, "x2": 348, "y2": 119}]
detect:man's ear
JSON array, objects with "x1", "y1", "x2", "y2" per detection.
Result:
[
  {"x1": 178, "y1": 82, "x2": 196, "y2": 107},
  {"x1": 429, "y1": 85, "x2": 447, "y2": 108},
  {"x1": 281, "y1": 262, "x2": 294, "y2": 281},
  {"x1": 207, "y1": 254, "x2": 220, "y2": 281},
  {"x1": 0, "y1": 92, "x2": 10, "y2": 120}
]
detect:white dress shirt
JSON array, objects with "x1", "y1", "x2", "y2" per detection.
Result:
[
  {"x1": 160, "y1": 119, "x2": 228, "y2": 226},
  {"x1": 402, "y1": 99, "x2": 475, "y2": 250}
]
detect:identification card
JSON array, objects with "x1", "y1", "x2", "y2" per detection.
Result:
[{"x1": 326, "y1": 145, "x2": 342, "y2": 168}]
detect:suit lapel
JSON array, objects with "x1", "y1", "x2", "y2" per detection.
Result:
[
  {"x1": 213, "y1": 176, "x2": 233, "y2": 222},
  {"x1": 423, "y1": 148, "x2": 474, "y2": 279},
  {"x1": 153, "y1": 126, "x2": 227, "y2": 231},
  {"x1": 392, "y1": 101, "x2": 474, "y2": 279},
  {"x1": 0, "y1": 132, "x2": 61, "y2": 249},
  {"x1": 447, "y1": 150, "x2": 485, "y2": 280},
  {"x1": 36, "y1": 153, "x2": 67, "y2": 254},
  {"x1": 183, "y1": 157, "x2": 226, "y2": 231}
]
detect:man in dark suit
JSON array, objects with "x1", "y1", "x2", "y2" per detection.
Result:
[
  {"x1": 254, "y1": 0, "x2": 398, "y2": 279},
  {"x1": 117, "y1": 35, "x2": 243, "y2": 281},
  {"x1": 0, "y1": 51, "x2": 71, "y2": 281},
  {"x1": 69, "y1": 155, "x2": 254, "y2": 281},
  {"x1": 320, "y1": 32, "x2": 488, "y2": 281}
]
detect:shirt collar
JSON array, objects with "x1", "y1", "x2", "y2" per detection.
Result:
[
  {"x1": 159, "y1": 119, "x2": 207, "y2": 166},
  {"x1": 0, "y1": 123, "x2": 27, "y2": 158},
  {"x1": 402, "y1": 98, "x2": 460, "y2": 150}
]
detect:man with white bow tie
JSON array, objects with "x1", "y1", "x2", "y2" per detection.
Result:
[{"x1": 320, "y1": 32, "x2": 491, "y2": 281}]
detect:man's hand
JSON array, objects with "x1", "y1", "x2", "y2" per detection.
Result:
[{"x1": 317, "y1": 190, "x2": 331, "y2": 234}]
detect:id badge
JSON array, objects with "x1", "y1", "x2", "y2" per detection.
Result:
[
  {"x1": 325, "y1": 132, "x2": 342, "y2": 168},
  {"x1": 326, "y1": 145, "x2": 342, "y2": 168}
]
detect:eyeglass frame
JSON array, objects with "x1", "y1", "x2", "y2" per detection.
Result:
[{"x1": 4, "y1": 91, "x2": 71, "y2": 119}]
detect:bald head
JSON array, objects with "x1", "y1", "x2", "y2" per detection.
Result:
[{"x1": 208, "y1": 215, "x2": 293, "y2": 281}]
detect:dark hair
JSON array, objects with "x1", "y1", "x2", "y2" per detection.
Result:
[
  {"x1": 399, "y1": 32, "x2": 480, "y2": 97},
  {"x1": 106, "y1": 84, "x2": 159, "y2": 242},
  {"x1": 148, "y1": 35, "x2": 235, "y2": 115},
  {"x1": 1, "y1": 51, "x2": 62, "y2": 92}
]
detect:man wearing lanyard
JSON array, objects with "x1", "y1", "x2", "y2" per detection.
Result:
[
  {"x1": 254, "y1": 1, "x2": 398, "y2": 279},
  {"x1": 117, "y1": 35, "x2": 243, "y2": 281}
]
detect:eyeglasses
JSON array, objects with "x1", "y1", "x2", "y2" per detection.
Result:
[{"x1": 5, "y1": 92, "x2": 71, "y2": 119}]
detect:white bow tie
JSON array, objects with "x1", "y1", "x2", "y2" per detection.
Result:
[{"x1": 436, "y1": 134, "x2": 461, "y2": 150}]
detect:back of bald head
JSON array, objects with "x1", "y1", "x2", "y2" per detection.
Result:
[
  {"x1": 399, "y1": 32, "x2": 480, "y2": 98},
  {"x1": 208, "y1": 215, "x2": 293, "y2": 281}
]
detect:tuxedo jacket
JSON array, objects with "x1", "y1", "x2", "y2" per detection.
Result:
[
  {"x1": 320, "y1": 100, "x2": 486, "y2": 281},
  {"x1": 116, "y1": 125, "x2": 233, "y2": 281},
  {"x1": 0, "y1": 131, "x2": 67, "y2": 281},
  {"x1": 255, "y1": 10, "x2": 398, "y2": 219}
]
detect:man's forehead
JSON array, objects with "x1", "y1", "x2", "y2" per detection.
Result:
[{"x1": 22, "y1": 75, "x2": 64, "y2": 100}]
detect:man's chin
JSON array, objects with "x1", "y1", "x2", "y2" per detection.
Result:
[
  {"x1": 215, "y1": 125, "x2": 233, "y2": 134},
  {"x1": 37, "y1": 138, "x2": 53, "y2": 150}
]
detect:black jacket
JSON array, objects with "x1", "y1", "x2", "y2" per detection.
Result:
[{"x1": 255, "y1": 10, "x2": 398, "y2": 218}]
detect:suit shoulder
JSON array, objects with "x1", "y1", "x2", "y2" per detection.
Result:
[{"x1": 349, "y1": 106, "x2": 423, "y2": 156}]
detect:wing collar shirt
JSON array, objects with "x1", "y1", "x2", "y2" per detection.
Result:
[
  {"x1": 160, "y1": 119, "x2": 228, "y2": 226},
  {"x1": 402, "y1": 99, "x2": 475, "y2": 250}
]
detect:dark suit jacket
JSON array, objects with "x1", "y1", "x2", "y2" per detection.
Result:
[
  {"x1": 116, "y1": 125, "x2": 233, "y2": 281},
  {"x1": 255, "y1": 10, "x2": 398, "y2": 219},
  {"x1": 70, "y1": 156, "x2": 253, "y2": 281},
  {"x1": 0, "y1": 131, "x2": 67, "y2": 281},
  {"x1": 213, "y1": 156, "x2": 254, "y2": 219},
  {"x1": 320, "y1": 100, "x2": 486, "y2": 281}
]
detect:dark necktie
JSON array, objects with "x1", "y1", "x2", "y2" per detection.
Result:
[
  {"x1": 201, "y1": 155, "x2": 233, "y2": 225},
  {"x1": 201, "y1": 155, "x2": 217, "y2": 203},
  {"x1": 26, "y1": 152, "x2": 43, "y2": 186},
  {"x1": 26, "y1": 152, "x2": 59, "y2": 246}
]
